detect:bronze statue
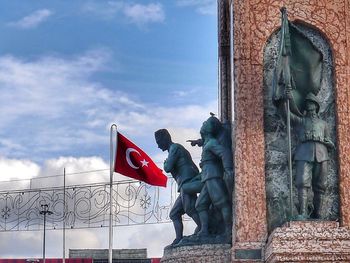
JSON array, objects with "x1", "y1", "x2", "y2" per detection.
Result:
[
  {"x1": 286, "y1": 90, "x2": 334, "y2": 219},
  {"x1": 194, "y1": 115, "x2": 233, "y2": 242},
  {"x1": 187, "y1": 113, "x2": 233, "y2": 199},
  {"x1": 272, "y1": 8, "x2": 334, "y2": 221},
  {"x1": 154, "y1": 129, "x2": 201, "y2": 245}
]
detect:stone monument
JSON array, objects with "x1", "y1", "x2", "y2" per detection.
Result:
[
  {"x1": 160, "y1": 0, "x2": 350, "y2": 262},
  {"x1": 233, "y1": 0, "x2": 350, "y2": 262}
]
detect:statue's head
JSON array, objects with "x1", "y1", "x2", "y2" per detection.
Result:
[
  {"x1": 200, "y1": 114, "x2": 222, "y2": 137},
  {"x1": 154, "y1": 129, "x2": 172, "y2": 151},
  {"x1": 305, "y1": 93, "x2": 320, "y2": 114}
]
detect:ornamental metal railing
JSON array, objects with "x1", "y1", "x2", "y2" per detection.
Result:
[{"x1": 0, "y1": 171, "x2": 179, "y2": 232}]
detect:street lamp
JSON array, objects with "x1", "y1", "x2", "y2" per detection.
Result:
[{"x1": 40, "y1": 204, "x2": 53, "y2": 263}]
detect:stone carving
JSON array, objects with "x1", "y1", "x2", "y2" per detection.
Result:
[
  {"x1": 233, "y1": 1, "x2": 350, "y2": 250},
  {"x1": 154, "y1": 129, "x2": 201, "y2": 246},
  {"x1": 183, "y1": 114, "x2": 233, "y2": 245},
  {"x1": 161, "y1": 244, "x2": 231, "y2": 263},
  {"x1": 156, "y1": 114, "x2": 234, "y2": 247},
  {"x1": 270, "y1": 9, "x2": 337, "y2": 222},
  {"x1": 285, "y1": 92, "x2": 335, "y2": 220},
  {"x1": 265, "y1": 221, "x2": 350, "y2": 263},
  {"x1": 264, "y1": 20, "x2": 339, "y2": 231},
  {"x1": 193, "y1": 114, "x2": 233, "y2": 243}
]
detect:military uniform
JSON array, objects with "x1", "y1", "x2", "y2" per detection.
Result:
[
  {"x1": 292, "y1": 116, "x2": 330, "y2": 191},
  {"x1": 195, "y1": 138, "x2": 232, "y2": 212},
  {"x1": 289, "y1": 93, "x2": 333, "y2": 218},
  {"x1": 164, "y1": 143, "x2": 199, "y2": 220}
]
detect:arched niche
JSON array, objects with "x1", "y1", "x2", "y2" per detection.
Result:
[{"x1": 263, "y1": 21, "x2": 339, "y2": 233}]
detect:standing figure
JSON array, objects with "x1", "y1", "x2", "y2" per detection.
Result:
[
  {"x1": 195, "y1": 115, "x2": 233, "y2": 242},
  {"x1": 187, "y1": 113, "x2": 234, "y2": 201},
  {"x1": 154, "y1": 129, "x2": 201, "y2": 245},
  {"x1": 286, "y1": 91, "x2": 334, "y2": 219}
]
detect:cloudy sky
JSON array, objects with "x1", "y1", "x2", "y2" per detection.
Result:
[{"x1": 0, "y1": 0, "x2": 218, "y2": 259}]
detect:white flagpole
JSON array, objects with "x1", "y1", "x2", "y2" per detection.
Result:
[
  {"x1": 109, "y1": 124, "x2": 118, "y2": 263},
  {"x1": 63, "y1": 167, "x2": 66, "y2": 263}
]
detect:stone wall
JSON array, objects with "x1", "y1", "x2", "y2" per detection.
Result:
[
  {"x1": 233, "y1": 0, "x2": 350, "y2": 261},
  {"x1": 161, "y1": 244, "x2": 231, "y2": 263}
]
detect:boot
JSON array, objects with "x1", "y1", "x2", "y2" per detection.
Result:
[
  {"x1": 313, "y1": 193, "x2": 325, "y2": 219},
  {"x1": 297, "y1": 188, "x2": 309, "y2": 220},
  {"x1": 171, "y1": 219, "x2": 183, "y2": 245},
  {"x1": 197, "y1": 211, "x2": 209, "y2": 237},
  {"x1": 190, "y1": 212, "x2": 201, "y2": 234},
  {"x1": 220, "y1": 205, "x2": 232, "y2": 243}
]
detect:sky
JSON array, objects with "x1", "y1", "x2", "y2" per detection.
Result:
[{"x1": 0, "y1": 0, "x2": 218, "y2": 259}]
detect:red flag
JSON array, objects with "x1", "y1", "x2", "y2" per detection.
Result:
[{"x1": 114, "y1": 132, "x2": 167, "y2": 187}]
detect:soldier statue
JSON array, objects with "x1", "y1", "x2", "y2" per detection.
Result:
[
  {"x1": 154, "y1": 129, "x2": 201, "y2": 245},
  {"x1": 286, "y1": 90, "x2": 334, "y2": 219},
  {"x1": 194, "y1": 115, "x2": 233, "y2": 242}
]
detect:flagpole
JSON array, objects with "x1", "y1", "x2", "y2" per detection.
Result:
[
  {"x1": 63, "y1": 167, "x2": 66, "y2": 263},
  {"x1": 281, "y1": 7, "x2": 294, "y2": 220},
  {"x1": 286, "y1": 100, "x2": 293, "y2": 220},
  {"x1": 109, "y1": 124, "x2": 118, "y2": 263}
]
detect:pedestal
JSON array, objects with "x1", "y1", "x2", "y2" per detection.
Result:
[
  {"x1": 265, "y1": 221, "x2": 350, "y2": 262},
  {"x1": 161, "y1": 244, "x2": 231, "y2": 263}
]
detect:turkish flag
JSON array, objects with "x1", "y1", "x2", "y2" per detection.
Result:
[{"x1": 114, "y1": 132, "x2": 167, "y2": 187}]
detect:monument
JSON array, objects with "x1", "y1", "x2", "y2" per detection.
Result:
[{"x1": 160, "y1": 0, "x2": 350, "y2": 262}]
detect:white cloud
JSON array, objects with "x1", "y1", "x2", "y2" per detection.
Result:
[
  {"x1": 82, "y1": 1, "x2": 165, "y2": 26},
  {"x1": 0, "y1": 49, "x2": 117, "y2": 158},
  {"x1": 82, "y1": 1, "x2": 124, "y2": 18},
  {"x1": 0, "y1": 156, "x2": 110, "y2": 190},
  {"x1": 123, "y1": 3, "x2": 165, "y2": 26},
  {"x1": 0, "y1": 156, "x2": 185, "y2": 258},
  {"x1": 0, "y1": 157, "x2": 40, "y2": 181},
  {"x1": 0, "y1": 48, "x2": 216, "y2": 258},
  {"x1": 8, "y1": 9, "x2": 53, "y2": 29},
  {"x1": 176, "y1": 0, "x2": 217, "y2": 15},
  {"x1": 33, "y1": 156, "x2": 110, "y2": 188},
  {"x1": 0, "y1": 49, "x2": 216, "y2": 162},
  {"x1": 0, "y1": 231, "x2": 43, "y2": 257},
  {"x1": 171, "y1": 88, "x2": 197, "y2": 98},
  {"x1": 0, "y1": 224, "x2": 177, "y2": 258}
]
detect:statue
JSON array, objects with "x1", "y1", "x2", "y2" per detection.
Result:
[
  {"x1": 285, "y1": 90, "x2": 334, "y2": 219},
  {"x1": 193, "y1": 114, "x2": 233, "y2": 243},
  {"x1": 271, "y1": 8, "x2": 335, "y2": 221},
  {"x1": 154, "y1": 129, "x2": 201, "y2": 245},
  {"x1": 187, "y1": 113, "x2": 234, "y2": 199}
]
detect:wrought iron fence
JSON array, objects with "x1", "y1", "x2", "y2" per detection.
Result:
[{"x1": 0, "y1": 177, "x2": 178, "y2": 232}]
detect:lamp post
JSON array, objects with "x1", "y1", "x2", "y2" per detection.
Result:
[{"x1": 40, "y1": 204, "x2": 53, "y2": 263}]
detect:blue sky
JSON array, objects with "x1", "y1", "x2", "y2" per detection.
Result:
[
  {"x1": 0, "y1": 0, "x2": 218, "y2": 164},
  {"x1": 0, "y1": 0, "x2": 218, "y2": 258}
]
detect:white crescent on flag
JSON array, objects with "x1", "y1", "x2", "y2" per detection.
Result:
[{"x1": 126, "y1": 148, "x2": 141, "y2": 169}]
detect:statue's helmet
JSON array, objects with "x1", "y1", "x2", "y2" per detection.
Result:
[
  {"x1": 305, "y1": 93, "x2": 320, "y2": 113},
  {"x1": 200, "y1": 114, "x2": 222, "y2": 136}
]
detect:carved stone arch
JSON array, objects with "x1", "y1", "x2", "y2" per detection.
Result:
[{"x1": 263, "y1": 21, "x2": 339, "y2": 233}]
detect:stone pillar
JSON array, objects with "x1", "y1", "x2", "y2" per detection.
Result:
[
  {"x1": 232, "y1": 0, "x2": 350, "y2": 262},
  {"x1": 232, "y1": 0, "x2": 268, "y2": 262},
  {"x1": 218, "y1": 0, "x2": 232, "y2": 123}
]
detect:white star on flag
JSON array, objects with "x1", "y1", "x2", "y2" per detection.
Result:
[{"x1": 140, "y1": 159, "x2": 149, "y2": 167}]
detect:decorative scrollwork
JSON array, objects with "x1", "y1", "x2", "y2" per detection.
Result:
[{"x1": 0, "y1": 178, "x2": 178, "y2": 232}]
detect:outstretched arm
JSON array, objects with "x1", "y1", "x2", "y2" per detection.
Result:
[{"x1": 187, "y1": 139, "x2": 203, "y2": 147}]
